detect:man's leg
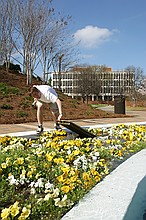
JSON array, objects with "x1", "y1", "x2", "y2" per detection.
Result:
[
  {"x1": 36, "y1": 101, "x2": 44, "y2": 133},
  {"x1": 50, "y1": 103, "x2": 61, "y2": 130},
  {"x1": 51, "y1": 111, "x2": 57, "y2": 124}
]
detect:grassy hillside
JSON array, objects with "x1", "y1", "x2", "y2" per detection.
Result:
[{"x1": 0, "y1": 68, "x2": 113, "y2": 124}]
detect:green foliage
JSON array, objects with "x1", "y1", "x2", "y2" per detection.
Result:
[
  {"x1": 90, "y1": 104, "x2": 108, "y2": 108},
  {"x1": 0, "y1": 180, "x2": 15, "y2": 211},
  {"x1": 1, "y1": 104, "x2": 13, "y2": 110},
  {"x1": 85, "y1": 110, "x2": 93, "y2": 115},
  {"x1": 0, "y1": 111, "x2": 5, "y2": 117},
  {"x1": 0, "y1": 83, "x2": 20, "y2": 95},
  {"x1": 16, "y1": 110, "x2": 28, "y2": 118},
  {"x1": 69, "y1": 99, "x2": 79, "y2": 104},
  {"x1": 25, "y1": 96, "x2": 33, "y2": 101},
  {"x1": 20, "y1": 100, "x2": 30, "y2": 109},
  {"x1": 69, "y1": 99, "x2": 79, "y2": 108}
]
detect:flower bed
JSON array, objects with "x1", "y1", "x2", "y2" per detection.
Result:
[{"x1": 0, "y1": 124, "x2": 146, "y2": 220}]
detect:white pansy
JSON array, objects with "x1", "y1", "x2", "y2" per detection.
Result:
[
  {"x1": 44, "y1": 193, "x2": 52, "y2": 201},
  {"x1": 30, "y1": 188, "x2": 36, "y2": 194},
  {"x1": 7, "y1": 175, "x2": 19, "y2": 185},
  {"x1": 34, "y1": 178, "x2": 44, "y2": 188}
]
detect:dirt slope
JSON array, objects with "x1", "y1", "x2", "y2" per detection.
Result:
[{"x1": 0, "y1": 68, "x2": 114, "y2": 124}]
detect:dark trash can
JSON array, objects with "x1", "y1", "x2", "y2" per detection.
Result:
[{"x1": 114, "y1": 95, "x2": 125, "y2": 114}]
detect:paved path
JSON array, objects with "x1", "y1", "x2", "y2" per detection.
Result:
[{"x1": 0, "y1": 107, "x2": 146, "y2": 136}]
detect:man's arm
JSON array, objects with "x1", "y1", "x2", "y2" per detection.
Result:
[
  {"x1": 56, "y1": 98, "x2": 62, "y2": 121},
  {"x1": 32, "y1": 98, "x2": 38, "y2": 106}
]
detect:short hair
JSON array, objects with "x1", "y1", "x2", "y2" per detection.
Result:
[{"x1": 30, "y1": 86, "x2": 39, "y2": 96}]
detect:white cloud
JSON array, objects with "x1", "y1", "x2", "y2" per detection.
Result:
[
  {"x1": 81, "y1": 54, "x2": 95, "y2": 59},
  {"x1": 74, "y1": 25, "x2": 114, "y2": 49}
]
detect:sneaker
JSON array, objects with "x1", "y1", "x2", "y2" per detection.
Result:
[
  {"x1": 54, "y1": 123, "x2": 61, "y2": 130},
  {"x1": 36, "y1": 125, "x2": 44, "y2": 134}
]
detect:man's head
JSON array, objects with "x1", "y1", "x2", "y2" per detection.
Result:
[{"x1": 30, "y1": 86, "x2": 41, "y2": 99}]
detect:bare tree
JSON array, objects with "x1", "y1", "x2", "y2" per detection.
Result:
[
  {"x1": 39, "y1": 15, "x2": 71, "y2": 82},
  {"x1": 40, "y1": 16, "x2": 79, "y2": 84},
  {"x1": 125, "y1": 66, "x2": 144, "y2": 89},
  {"x1": 0, "y1": 0, "x2": 79, "y2": 85},
  {"x1": 12, "y1": 0, "x2": 78, "y2": 85},
  {"x1": 12, "y1": 0, "x2": 55, "y2": 84},
  {"x1": 0, "y1": 0, "x2": 15, "y2": 71},
  {"x1": 125, "y1": 65, "x2": 145, "y2": 106},
  {"x1": 73, "y1": 66, "x2": 101, "y2": 104}
]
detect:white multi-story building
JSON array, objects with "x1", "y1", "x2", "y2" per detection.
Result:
[
  {"x1": 51, "y1": 68, "x2": 135, "y2": 101},
  {"x1": 98, "y1": 70, "x2": 135, "y2": 101}
]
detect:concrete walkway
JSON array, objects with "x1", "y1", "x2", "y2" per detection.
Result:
[{"x1": 0, "y1": 107, "x2": 146, "y2": 136}]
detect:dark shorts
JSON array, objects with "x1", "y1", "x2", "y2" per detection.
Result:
[
  {"x1": 36, "y1": 100, "x2": 58, "y2": 114},
  {"x1": 49, "y1": 102, "x2": 58, "y2": 113}
]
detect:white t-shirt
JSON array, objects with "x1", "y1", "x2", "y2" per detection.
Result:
[{"x1": 33, "y1": 85, "x2": 58, "y2": 103}]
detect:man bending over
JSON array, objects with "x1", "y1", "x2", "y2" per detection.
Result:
[{"x1": 30, "y1": 85, "x2": 62, "y2": 134}]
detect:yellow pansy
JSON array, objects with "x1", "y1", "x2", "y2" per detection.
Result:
[
  {"x1": 61, "y1": 166, "x2": 70, "y2": 174},
  {"x1": 54, "y1": 157, "x2": 64, "y2": 164},
  {"x1": 57, "y1": 175, "x2": 64, "y2": 183},
  {"x1": 36, "y1": 149, "x2": 43, "y2": 157},
  {"x1": 106, "y1": 139, "x2": 111, "y2": 144},
  {"x1": 91, "y1": 168, "x2": 98, "y2": 176},
  {"x1": 63, "y1": 144, "x2": 70, "y2": 150},
  {"x1": 70, "y1": 169, "x2": 76, "y2": 176},
  {"x1": 84, "y1": 181, "x2": 91, "y2": 189},
  {"x1": 72, "y1": 149, "x2": 80, "y2": 156},
  {"x1": 1, "y1": 163, "x2": 7, "y2": 169},
  {"x1": 1, "y1": 208, "x2": 10, "y2": 219},
  {"x1": 35, "y1": 173, "x2": 41, "y2": 179},
  {"x1": 82, "y1": 172, "x2": 90, "y2": 181},
  {"x1": 46, "y1": 153, "x2": 53, "y2": 162},
  {"x1": 104, "y1": 165, "x2": 109, "y2": 175},
  {"x1": 15, "y1": 157, "x2": 24, "y2": 165},
  {"x1": 10, "y1": 201, "x2": 20, "y2": 217},
  {"x1": 18, "y1": 207, "x2": 31, "y2": 220},
  {"x1": 64, "y1": 179, "x2": 71, "y2": 185},
  {"x1": 117, "y1": 150, "x2": 123, "y2": 157},
  {"x1": 77, "y1": 179, "x2": 82, "y2": 184},
  {"x1": 70, "y1": 176, "x2": 77, "y2": 182},
  {"x1": 75, "y1": 139, "x2": 83, "y2": 147},
  {"x1": 66, "y1": 155, "x2": 74, "y2": 163},
  {"x1": 96, "y1": 140, "x2": 102, "y2": 146},
  {"x1": 99, "y1": 158, "x2": 105, "y2": 165},
  {"x1": 6, "y1": 157, "x2": 11, "y2": 165},
  {"x1": 61, "y1": 185, "x2": 70, "y2": 193},
  {"x1": 94, "y1": 175, "x2": 101, "y2": 182},
  {"x1": 27, "y1": 171, "x2": 33, "y2": 178},
  {"x1": 129, "y1": 132, "x2": 133, "y2": 141},
  {"x1": 43, "y1": 163, "x2": 50, "y2": 168},
  {"x1": 85, "y1": 146, "x2": 90, "y2": 152}
]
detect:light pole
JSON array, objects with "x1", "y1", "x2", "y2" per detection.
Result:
[{"x1": 58, "y1": 54, "x2": 64, "y2": 91}]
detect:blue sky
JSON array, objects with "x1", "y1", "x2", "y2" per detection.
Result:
[{"x1": 52, "y1": 0, "x2": 146, "y2": 74}]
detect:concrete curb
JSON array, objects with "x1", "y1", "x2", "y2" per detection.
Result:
[{"x1": 61, "y1": 149, "x2": 146, "y2": 220}]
